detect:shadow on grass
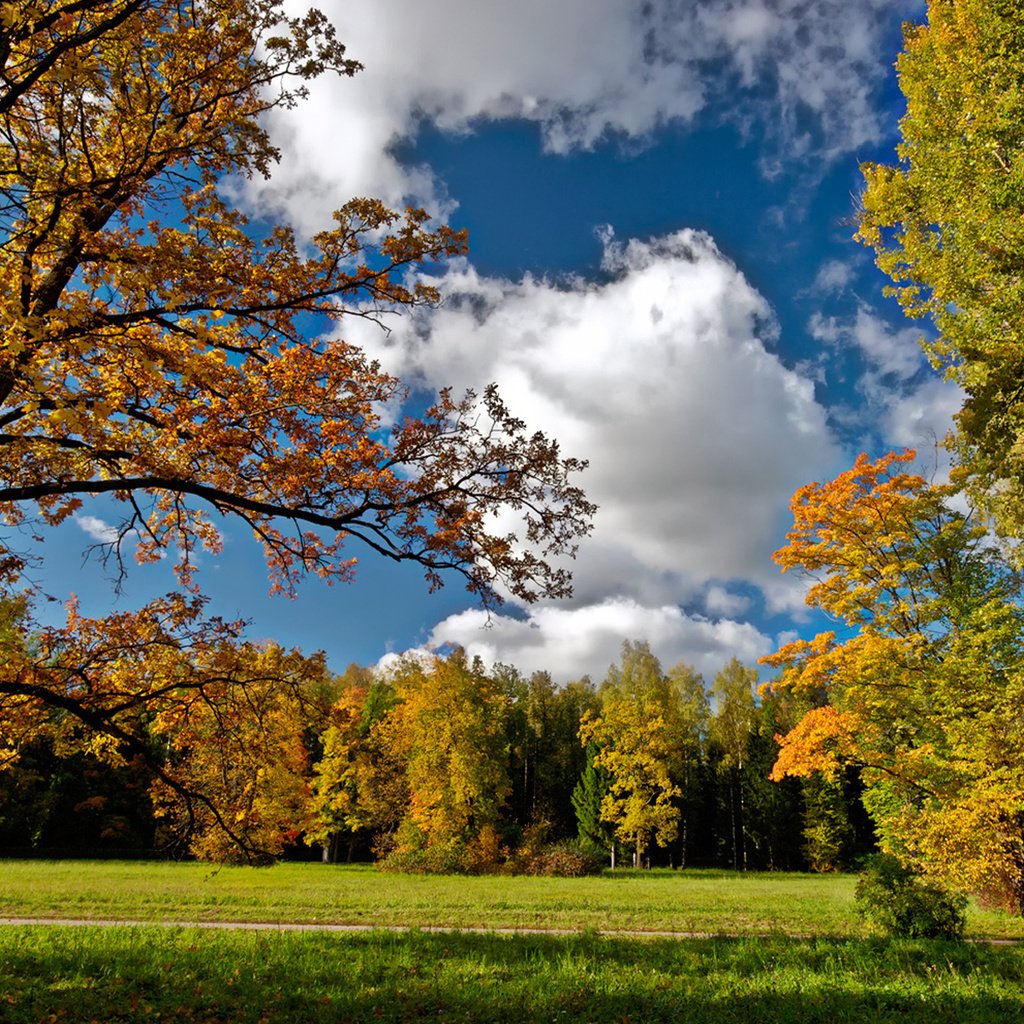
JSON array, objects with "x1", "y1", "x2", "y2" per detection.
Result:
[{"x1": 0, "y1": 927, "x2": 1021, "y2": 1023}]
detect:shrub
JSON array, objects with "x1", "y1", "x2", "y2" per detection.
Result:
[
  {"x1": 506, "y1": 841, "x2": 605, "y2": 877},
  {"x1": 855, "y1": 854, "x2": 967, "y2": 939}
]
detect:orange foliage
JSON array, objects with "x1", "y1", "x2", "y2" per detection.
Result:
[
  {"x1": 764, "y1": 448, "x2": 1024, "y2": 911},
  {"x1": 0, "y1": 2, "x2": 594, "y2": 860},
  {"x1": 0, "y1": 0, "x2": 593, "y2": 603}
]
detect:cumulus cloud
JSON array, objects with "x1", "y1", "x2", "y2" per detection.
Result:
[
  {"x1": 810, "y1": 303, "x2": 961, "y2": 470},
  {"x1": 881, "y1": 377, "x2": 963, "y2": 456},
  {"x1": 385, "y1": 598, "x2": 774, "y2": 684},
  {"x1": 254, "y1": 0, "x2": 910, "y2": 227},
  {"x1": 704, "y1": 584, "x2": 752, "y2": 617},
  {"x1": 346, "y1": 228, "x2": 839, "y2": 619}
]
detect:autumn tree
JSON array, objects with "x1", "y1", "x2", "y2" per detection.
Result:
[
  {"x1": 0, "y1": 1, "x2": 593, "y2": 856},
  {"x1": 580, "y1": 642, "x2": 682, "y2": 868},
  {"x1": 306, "y1": 682, "x2": 368, "y2": 863},
  {"x1": 0, "y1": 591, "x2": 332, "y2": 860},
  {"x1": 153, "y1": 641, "x2": 321, "y2": 863},
  {"x1": 764, "y1": 450, "x2": 1024, "y2": 911},
  {"x1": 385, "y1": 652, "x2": 510, "y2": 870},
  {"x1": 711, "y1": 657, "x2": 757, "y2": 871},
  {"x1": 856, "y1": 0, "x2": 1024, "y2": 537}
]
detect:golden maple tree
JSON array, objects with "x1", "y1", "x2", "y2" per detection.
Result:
[
  {"x1": 0, "y1": 0, "x2": 594, "y2": 858},
  {"x1": 764, "y1": 451, "x2": 1024, "y2": 911}
]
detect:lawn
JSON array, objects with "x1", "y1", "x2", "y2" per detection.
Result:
[
  {"x1": 0, "y1": 860, "x2": 1022, "y2": 939},
  {"x1": 0, "y1": 925, "x2": 1022, "y2": 1023},
  {"x1": 1, "y1": 863, "x2": 1022, "y2": 1023}
]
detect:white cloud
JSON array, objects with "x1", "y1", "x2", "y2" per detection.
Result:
[
  {"x1": 881, "y1": 376, "x2": 963, "y2": 457},
  {"x1": 704, "y1": 584, "x2": 752, "y2": 616},
  {"x1": 812, "y1": 259, "x2": 857, "y2": 296},
  {"x1": 74, "y1": 515, "x2": 123, "y2": 546},
  {"x1": 254, "y1": 0, "x2": 911, "y2": 228},
  {"x1": 398, "y1": 598, "x2": 773, "y2": 684},
  {"x1": 810, "y1": 305, "x2": 925, "y2": 381},
  {"x1": 345, "y1": 228, "x2": 840, "y2": 617},
  {"x1": 809, "y1": 303, "x2": 961, "y2": 474}
]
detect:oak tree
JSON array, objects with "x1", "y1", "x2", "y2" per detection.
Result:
[{"x1": 0, "y1": 1, "x2": 593, "y2": 856}]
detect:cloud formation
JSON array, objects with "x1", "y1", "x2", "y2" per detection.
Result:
[
  {"x1": 258, "y1": 0, "x2": 909, "y2": 227},
  {"x1": 398, "y1": 598, "x2": 774, "y2": 684},
  {"x1": 74, "y1": 514, "x2": 122, "y2": 546},
  {"x1": 347, "y1": 228, "x2": 840, "y2": 644}
]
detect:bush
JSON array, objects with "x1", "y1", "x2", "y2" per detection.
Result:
[
  {"x1": 855, "y1": 854, "x2": 968, "y2": 939},
  {"x1": 505, "y1": 841, "x2": 605, "y2": 877}
]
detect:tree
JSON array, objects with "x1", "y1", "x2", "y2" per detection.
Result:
[
  {"x1": 0, "y1": 0, "x2": 592, "y2": 600},
  {"x1": 665, "y1": 661, "x2": 708, "y2": 869},
  {"x1": 152, "y1": 641, "x2": 318, "y2": 863},
  {"x1": 571, "y1": 741, "x2": 614, "y2": 860},
  {"x1": 711, "y1": 658, "x2": 757, "y2": 871},
  {"x1": 306, "y1": 682, "x2": 368, "y2": 862},
  {"x1": 386, "y1": 653, "x2": 510, "y2": 868},
  {"x1": 0, "y1": 1, "x2": 593, "y2": 856},
  {"x1": 764, "y1": 450, "x2": 1024, "y2": 911},
  {"x1": 856, "y1": 0, "x2": 1024, "y2": 537},
  {"x1": 1, "y1": 591, "x2": 330, "y2": 860},
  {"x1": 581, "y1": 642, "x2": 682, "y2": 867}
]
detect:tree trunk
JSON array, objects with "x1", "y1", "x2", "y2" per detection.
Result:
[{"x1": 729, "y1": 773, "x2": 738, "y2": 871}]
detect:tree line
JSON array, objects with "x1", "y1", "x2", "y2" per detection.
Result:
[{"x1": 0, "y1": 620, "x2": 875, "y2": 874}]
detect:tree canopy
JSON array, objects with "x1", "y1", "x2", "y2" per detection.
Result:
[
  {"x1": 0, "y1": 0, "x2": 593, "y2": 858},
  {"x1": 764, "y1": 450, "x2": 1024, "y2": 912},
  {"x1": 0, "y1": 0, "x2": 593, "y2": 601},
  {"x1": 857, "y1": 0, "x2": 1024, "y2": 537}
]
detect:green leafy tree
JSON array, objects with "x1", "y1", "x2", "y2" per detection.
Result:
[
  {"x1": 571, "y1": 741, "x2": 614, "y2": 859},
  {"x1": 857, "y1": 0, "x2": 1024, "y2": 536},
  {"x1": 711, "y1": 658, "x2": 757, "y2": 871},
  {"x1": 665, "y1": 661, "x2": 709, "y2": 868}
]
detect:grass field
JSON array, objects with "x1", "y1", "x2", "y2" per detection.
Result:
[
  {"x1": 1, "y1": 860, "x2": 1023, "y2": 939},
  {"x1": 1, "y1": 862, "x2": 1022, "y2": 1023},
  {"x1": 0, "y1": 925, "x2": 1022, "y2": 1023}
]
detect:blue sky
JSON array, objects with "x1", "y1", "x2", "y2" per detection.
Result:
[{"x1": 33, "y1": 0, "x2": 958, "y2": 683}]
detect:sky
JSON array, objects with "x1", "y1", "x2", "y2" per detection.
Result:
[{"x1": 34, "y1": 0, "x2": 960, "y2": 684}]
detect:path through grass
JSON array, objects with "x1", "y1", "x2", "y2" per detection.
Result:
[{"x1": 1, "y1": 861, "x2": 1022, "y2": 938}]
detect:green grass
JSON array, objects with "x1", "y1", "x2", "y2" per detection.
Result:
[
  {"x1": 0, "y1": 926, "x2": 1022, "y2": 1023},
  {"x1": 0, "y1": 860, "x2": 1022, "y2": 939}
]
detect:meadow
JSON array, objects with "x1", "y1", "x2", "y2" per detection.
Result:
[{"x1": 1, "y1": 862, "x2": 1023, "y2": 1023}]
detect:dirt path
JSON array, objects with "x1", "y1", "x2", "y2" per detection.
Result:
[
  {"x1": 0, "y1": 917, "x2": 724, "y2": 938},
  {"x1": 0, "y1": 917, "x2": 1018, "y2": 942}
]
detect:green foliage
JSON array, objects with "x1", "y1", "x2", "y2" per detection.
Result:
[
  {"x1": 571, "y1": 741, "x2": 613, "y2": 855},
  {"x1": 802, "y1": 774, "x2": 854, "y2": 873},
  {"x1": 856, "y1": 0, "x2": 1024, "y2": 537},
  {"x1": 856, "y1": 854, "x2": 968, "y2": 939}
]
